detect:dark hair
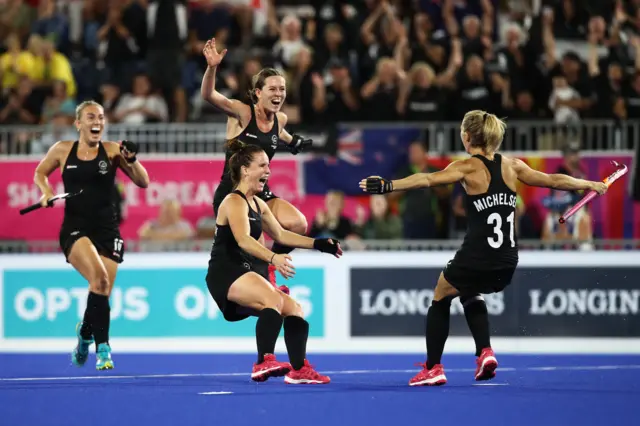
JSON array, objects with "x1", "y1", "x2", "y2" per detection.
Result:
[
  {"x1": 227, "y1": 139, "x2": 265, "y2": 187},
  {"x1": 248, "y1": 67, "x2": 284, "y2": 103}
]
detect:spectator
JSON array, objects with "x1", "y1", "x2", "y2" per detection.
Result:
[
  {"x1": 358, "y1": 195, "x2": 403, "y2": 240},
  {"x1": 96, "y1": 0, "x2": 146, "y2": 91},
  {"x1": 138, "y1": 199, "x2": 195, "y2": 241},
  {"x1": 0, "y1": 33, "x2": 34, "y2": 95},
  {"x1": 40, "y1": 36, "x2": 77, "y2": 98},
  {"x1": 360, "y1": 56, "x2": 404, "y2": 121},
  {"x1": 30, "y1": 0, "x2": 69, "y2": 54},
  {"x1": 273, "y1": 14, "x2": 308, "y2": 70},
  {"x1": 390, "y1": 140, "x2": 449, "y2": 240},
  {"x1": 40, "y1": 80, "x2": 76, "y2": 124},
  {"x1": 312, "y1": 58, "x2": 359, "y2": 123},
  {"x1": 112, "y1": 73, "x2": 169, "y2": 124},
  {"x1": 309, "y1": 190, "x2": 360, "y2": 241}
]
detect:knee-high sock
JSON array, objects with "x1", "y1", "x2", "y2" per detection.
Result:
[{"x1": 426, "y1": 298, "x2": 452, "y2": 369}]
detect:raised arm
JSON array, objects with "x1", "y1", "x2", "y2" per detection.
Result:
[
  {"x1": 511, "y1": 157, "x2": 606, "y2": 193},
  {"x1": 360, "y1": 159, "x2": 475, "y2": 193},
  {"x1": 200, "y1": 38, "x2": 245, "y2": 119}
]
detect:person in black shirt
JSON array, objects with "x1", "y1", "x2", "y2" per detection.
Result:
[
  {"x1": 206, "y1": 141, "x2": 341, "y2": 384},
  {"x1": 200, "y1": 38, "x2": 314, "y2": 293},
  {"x1": 360, "y1": 109, "x2": 607, "y2": 387},
  {"x1": 33, "y1": 101, "x2": 150, "y2": 370}
]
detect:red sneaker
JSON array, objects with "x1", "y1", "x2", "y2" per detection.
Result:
[
  {"x1": 409, "y1": 363, "x2": 447, "y2": 386},
  {"x1": 475, "y1": 347, "x2": 498, "y2": 381},
  {"x1": 284, "y1": 360, "x2": 330, "y2": 384},
  {"x1": 251, "y1": 354, "x2": 291, "y2": 382}
]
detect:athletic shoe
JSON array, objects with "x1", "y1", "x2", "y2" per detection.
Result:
[
  {"x1": 409, "y1": 363, "x2": 447, "y2": 386},
  {"x1": 71, "y1": 321, "x2": 94, "y2": 367},
  {"x1": 96, "y1": 343, "x2": 114, "y2": 370},
  {"x1": 284, "y1": 360, "x2": 330, "y2": 384},
  {"x1": 475, "y1": 347, "x2": 498, "y2": 381},
  {"x1": 251, "y1": 354, "x2": 291, "y2": 382}
]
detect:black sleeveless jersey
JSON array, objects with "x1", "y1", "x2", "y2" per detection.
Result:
[
  {"x1": 61, "y1": 141, "x2": 118, "y2": 228},
  {"x1": 453, "y1": 154, "x2": 519, "y2": 269},
  {"x1": 209, "y1": 190, "x2": 263, "y2": 269},
  {"x1": 219, "y1": 104, "x2": 280, "y2": 184}
]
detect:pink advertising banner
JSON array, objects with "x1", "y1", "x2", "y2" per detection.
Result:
[{"x1": 1, "y1": 157, "x2": 302, "y2": 241}]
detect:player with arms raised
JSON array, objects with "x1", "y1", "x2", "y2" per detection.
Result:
[
  {"x1": 200, "y1": 38, "x2": 311, "y2": 293},
  {"x1": 360, "y1": 110, "x2": 607, "y2": 386}
]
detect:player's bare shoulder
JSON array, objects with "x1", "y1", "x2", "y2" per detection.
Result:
[
  {"x1": 276, "y1": 111, "x2": 288, "y2": 132},
  {"x1": 50, "y1": 140, "x2": 76, "y2": 160}
]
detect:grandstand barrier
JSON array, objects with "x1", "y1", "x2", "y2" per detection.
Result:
[
  {"x1": 1, "y1": 251, "x2": 639, "y2": 354},
  {"x1": 0, "y1": 119, "x2": 637, "y2": 155}
]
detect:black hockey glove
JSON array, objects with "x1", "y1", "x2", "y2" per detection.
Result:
[
  {"x1": 288, "y1": 134, "x2": 312, "y2": 155},
  {"x1": 364, "y1": 176, "x2": 393, "y2": 194},
  {"x1": 313, "y1": 238, "x2": 342, "y2": 256},
  {"x1": 120, "y1": 140, "x2": 139, "y2": 163}
]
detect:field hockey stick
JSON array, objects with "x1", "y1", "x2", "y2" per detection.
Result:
[
  {"x1": 559, "y1": 161, "x2": 628, "y2": 224},
  {"x1": 19, "y1": 189, "x2": 84, "y2": 215}
]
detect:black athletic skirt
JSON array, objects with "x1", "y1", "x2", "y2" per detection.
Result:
[
  {"x1": 443, "y1": 259, "x2": 516, "y2": 295},
  {"x1": 59, "y1": 221, "x2": 124, "y2": 264},
  {"x1": 205, "y1": 260, "x2": 259, "y2": 322}
]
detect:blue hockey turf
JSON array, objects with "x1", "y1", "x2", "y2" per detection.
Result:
[{"x1": 1, "y1": 353, "x2": 638, "y2": 426}]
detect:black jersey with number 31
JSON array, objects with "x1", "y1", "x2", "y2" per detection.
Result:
[{"x1": 453, "y1": 153, "x2": 519, "y2": 269}]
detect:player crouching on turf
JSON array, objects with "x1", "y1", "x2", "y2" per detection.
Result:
[{"x1": 205, "y1": 141, "x2": 341, "y2": 384}]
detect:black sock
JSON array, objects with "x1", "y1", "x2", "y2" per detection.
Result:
[
  {"x1": 284, "y1": 316, "x2": 309, "y2": 370},
  {"x1": 79, "y1": 303, "x2": 92, "y2": 340},
  {"x1": 87, "y1": 291, "x2": 110, "y2": 349},
  {"x1": 255, "y1": 308, "x2": 283, "y2": 363},
  {"x1": 272, "y1": 242, "x2": 295, "y2": 255},
  {"x1": 461, "y1": 295, "x2": 491, "y2": 356},
  {"x1": 426, "y1": 298, "x2": 452, "y2": 369}
]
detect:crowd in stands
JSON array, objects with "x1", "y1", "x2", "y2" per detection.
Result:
[{"x1": 1, "y1": 0, "x2": 639, "y2": 127}]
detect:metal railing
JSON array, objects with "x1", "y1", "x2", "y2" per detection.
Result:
[
  {"x1": 1, "y1": 239, "x2": 638, "y2": 254},
  {"x1": 0, "y1": 119, "x2": 637, "y2": 156}
]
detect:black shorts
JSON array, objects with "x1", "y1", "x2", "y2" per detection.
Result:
[
  {"x1": 206, "y1": 260, "x2": 258, "y2": 322},
  {"x1": 213, "y1": 180, "x2": 278, "y2": 216},
  {"x1": 59, "y1": 223, "x2": 124, "y2": 264},
  {"x1": 442, "y1": 259, "x2": 516, "y2": 295}
]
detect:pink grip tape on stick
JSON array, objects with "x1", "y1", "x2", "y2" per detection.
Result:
[{"x1": 558, "y1": 161, "x2": 628, "y2": 224}]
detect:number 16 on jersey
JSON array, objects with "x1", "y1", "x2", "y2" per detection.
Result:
[{"x1": 487, "y1": 212, "x2": 516, "y2": 248}]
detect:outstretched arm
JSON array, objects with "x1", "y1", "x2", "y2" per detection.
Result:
[
  {"x1": 511, "y1": 157, "x2": 606, "y2": 193},
  {"x1": 360, "y1": 160, "x2": 474, "y2": 193}
]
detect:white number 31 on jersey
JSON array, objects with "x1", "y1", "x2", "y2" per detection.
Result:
[{"x1": 487, "y1": 212, "x2": 515, "y2": 249}]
